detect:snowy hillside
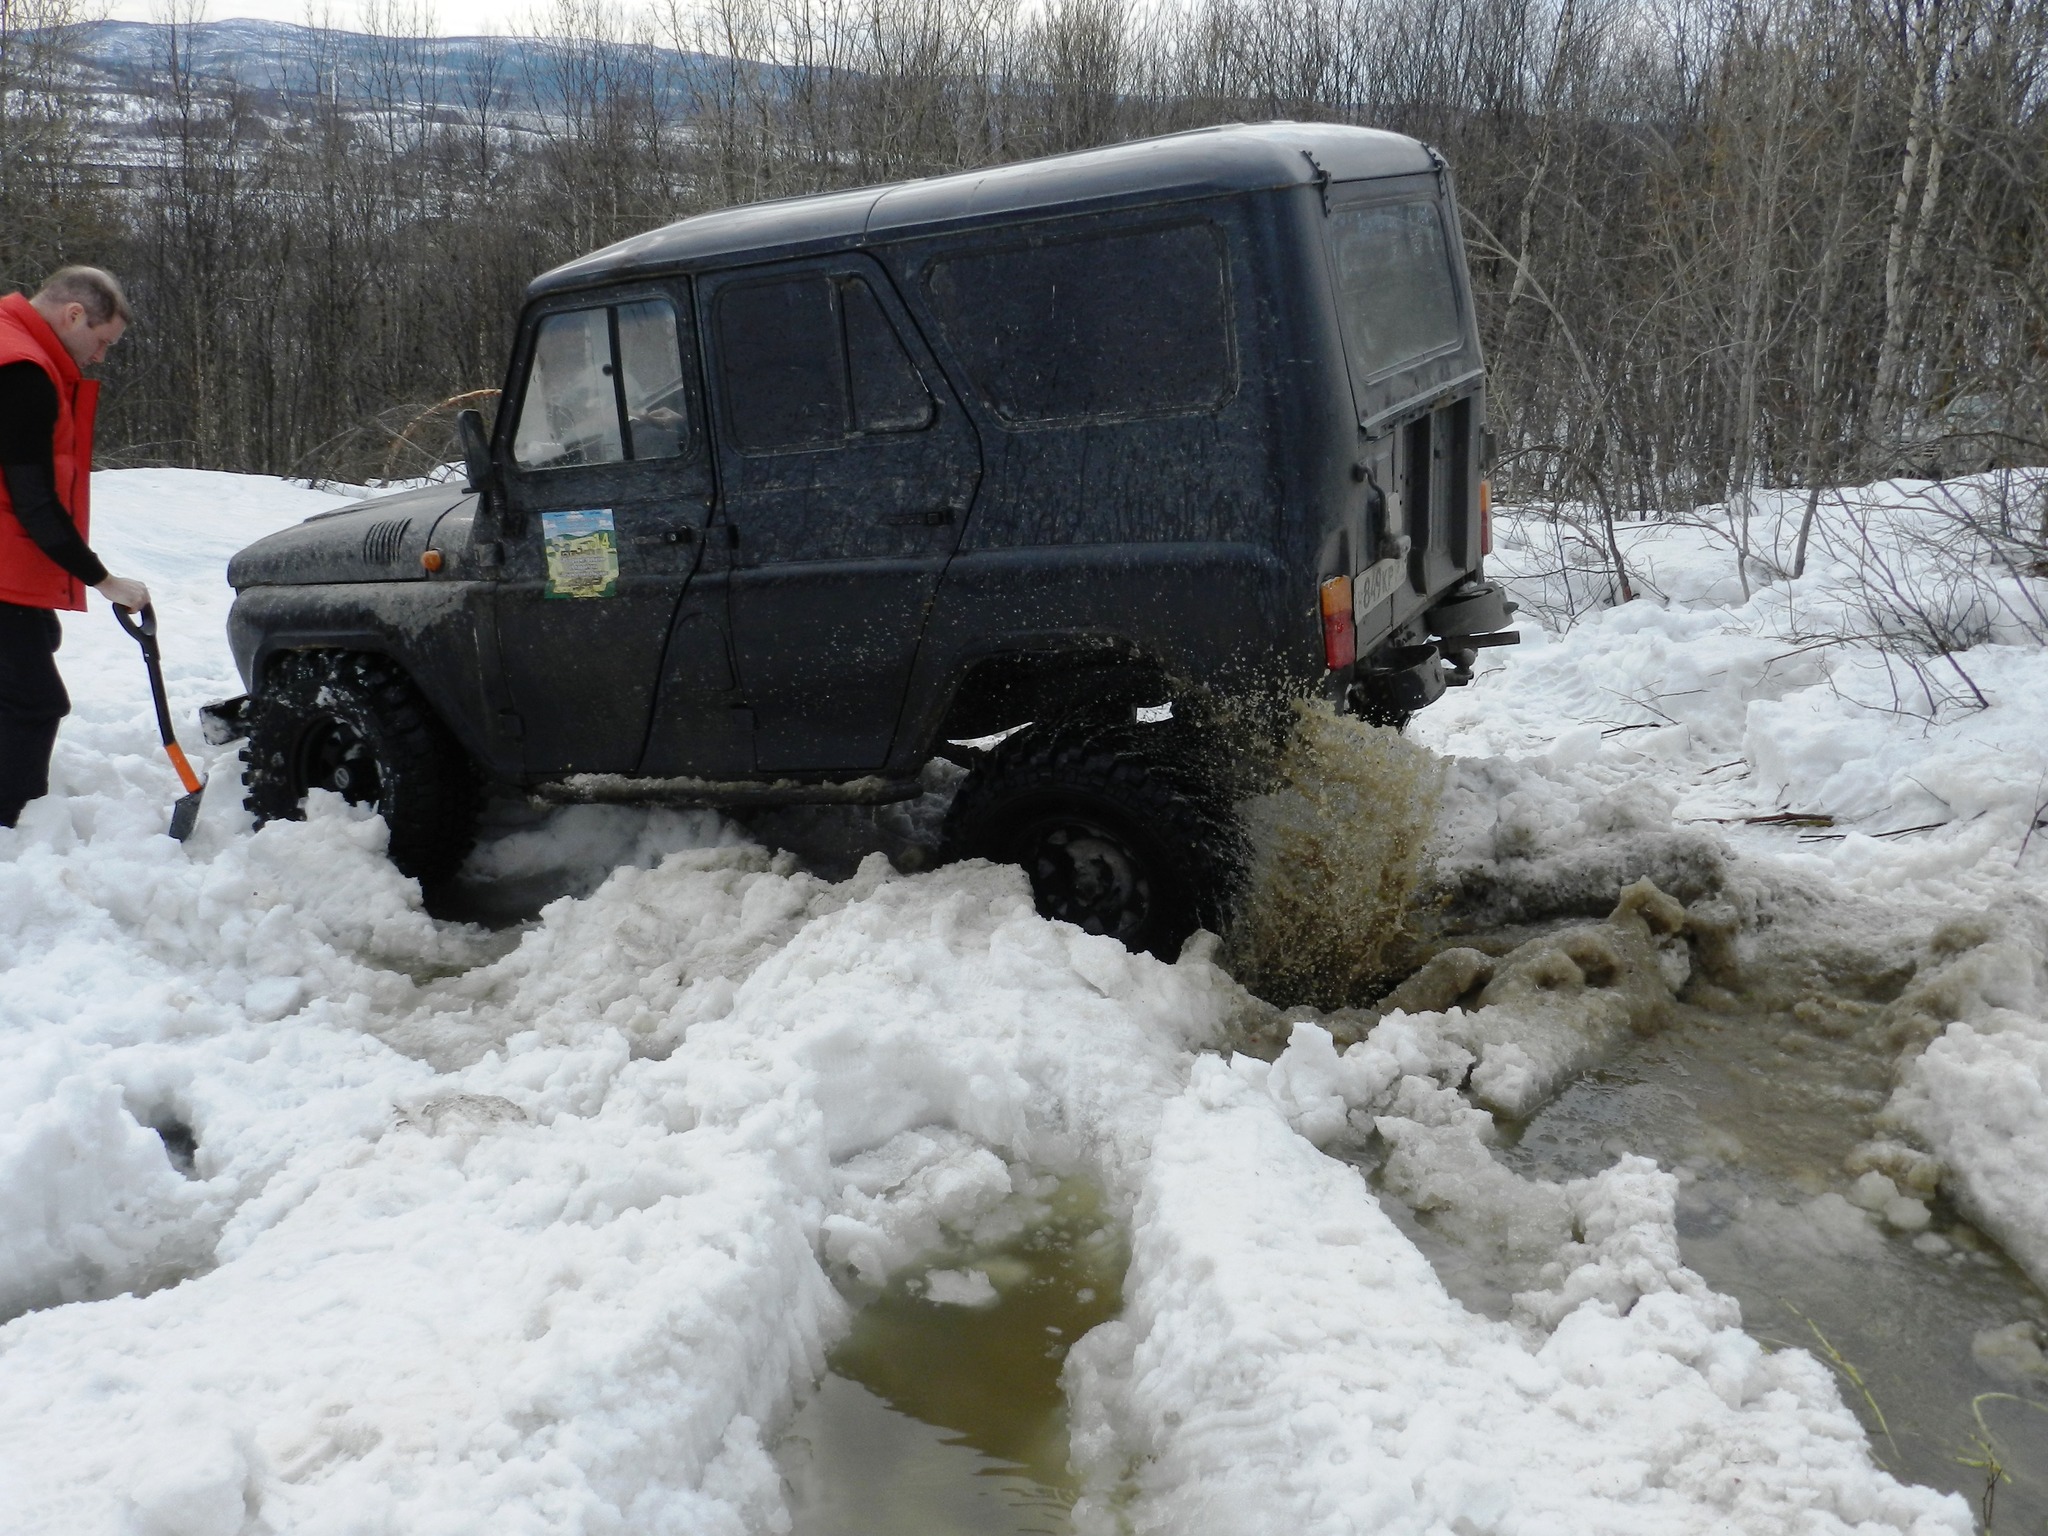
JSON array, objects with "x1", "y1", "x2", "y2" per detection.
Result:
[
  {"x1": 0, "y1": 469, "x2": 2043, "y2": 1532},
  {"x1": 67, "y1": 18, "x2": 727, "y2": 105}
]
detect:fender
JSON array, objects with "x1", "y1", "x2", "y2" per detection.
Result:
[
  {"x1": 925, "y1": 642, "x2": 1176, "y2": 748},
  {"x1": 227, "y1": 580, "x2": 516, "y2": 780},
  {"x1": 889, "y1": 540, "x2": 1309, "y2": 769}
]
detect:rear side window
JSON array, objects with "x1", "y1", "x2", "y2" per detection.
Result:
[
  {"x1": 844, "y1": 280, "x2": 932, "y2": 433},
  {"x1": 512, "y1": 298, "x2": 692, "y2": 470},
  {"x1": 924, "y1": 223, "x2": 1235, "y2": 426},
  {"x1": 1326, "y1": 201, "x2": 1463, "y2": 391},
  {"x1": 715, "y1": 273, "x2": 935, "y2": 453}
]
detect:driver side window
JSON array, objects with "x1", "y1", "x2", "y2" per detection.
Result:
[{"x1": 513, "y1": 297, "x2": 693, "y2": 471}]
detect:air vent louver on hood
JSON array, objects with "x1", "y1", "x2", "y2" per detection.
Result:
[{"x1": 362, "y1": 517, "x2": 410, "y2": 564}]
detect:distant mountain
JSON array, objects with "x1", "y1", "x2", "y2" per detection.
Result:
[{"x1": 66, "y1": 17, "x2": 738, "y2": 109}]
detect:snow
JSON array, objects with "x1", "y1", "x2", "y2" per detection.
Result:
[
  {"x1": 3, "y1": 466, "x2": 2044, "y2": 1532},
  {"x1": 1068, "y1": 1054, "x2": 1964, "y2": 1535},
  {"x1": 1424, "y1": 474, "x2": 2048, "y2": 908}
]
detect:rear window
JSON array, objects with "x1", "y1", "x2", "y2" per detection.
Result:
[
  {"x1": 1326, "y1": 200, "x2": 1463, "y2": 394},
  {"x1": 924, "y1": 222, "x2": 1235, "y2": 426},
  {"x1": 714, "y1": 273, "x2": 935, "y2": 453}
]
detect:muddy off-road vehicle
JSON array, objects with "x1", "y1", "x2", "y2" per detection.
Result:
[{"x1": 210, "y1": 121, "x2": 1515, "y2": 955}]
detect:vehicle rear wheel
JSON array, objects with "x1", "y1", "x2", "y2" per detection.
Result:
[
  {"x1": 940, "y1": 722, "x2": 1243, "y2": 959},
  {"x1": 242, "y1": 651, "x2": 478, "y2": 881}
]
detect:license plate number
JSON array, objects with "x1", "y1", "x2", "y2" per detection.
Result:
[{"x1": 1352, "y1": 557, "x2": 1407, "y2": 624}]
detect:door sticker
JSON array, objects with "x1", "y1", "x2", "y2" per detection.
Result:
[{"x1": 542, "y1": 509, "x2": 619, "y2": 599}]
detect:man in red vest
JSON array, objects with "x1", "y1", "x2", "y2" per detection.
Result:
[{"x1": 1, "y1": 266, "x2": 151, "y2": 828}]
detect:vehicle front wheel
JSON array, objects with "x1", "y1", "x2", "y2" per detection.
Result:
[
  {"x1": 940, "y1": 724, "x2": 1242, "y2": 959},
  {"x1": 242, "y1": 651, "x2": 478, "y2": 881}
]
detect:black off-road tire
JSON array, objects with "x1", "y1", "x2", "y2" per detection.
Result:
[
  {"x1": 242, "y1": 651, "x2": 479, "y2": 882},
  {"x1": 940, "y1": 721, "x2": 1244, "y2": 959}
]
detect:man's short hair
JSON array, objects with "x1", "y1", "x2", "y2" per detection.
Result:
[{"x1": 34, "y1": 266, "x2": 132, "y2": 327}]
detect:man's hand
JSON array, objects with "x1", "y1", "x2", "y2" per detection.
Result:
[{"x1": 95, "y1": 574, "x2": 150, "y2": 611}]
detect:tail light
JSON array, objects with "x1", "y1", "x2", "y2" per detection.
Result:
[
  {"x1": 1479, "y1": 478, "x2": 1493, "y2": 557},
  {"x1": 1319, "y1": 574, "x2": 1356, "y2": 670}
]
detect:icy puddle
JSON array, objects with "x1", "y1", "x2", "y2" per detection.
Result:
[
  {"x1": 779, "y1": 1181, "x2": 1125, "y2": 1535},
  {"x1": 1399, "y1": 994, "x2": 2048, "y2": 1529}
]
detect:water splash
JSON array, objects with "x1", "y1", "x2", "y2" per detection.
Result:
[{"x1": 1225, "y1": 703, "x2": 1449, "y2": 1008}]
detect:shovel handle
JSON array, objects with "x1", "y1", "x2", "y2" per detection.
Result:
[
  {"x1": 113, "y1": 601, "x2": 158, "y2": 643},
  {"x1": 113, "y1": 601, "x2": 182, "y2": 756},
  {"x1": 110, "y1": 602, "x2": 206, "y2": 832}
]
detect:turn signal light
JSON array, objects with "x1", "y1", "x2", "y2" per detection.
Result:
[
  {"x1": 1479, "y1": 479, "x2": 1492, "y2": 557},
  {"x1": 1319, "y1": 574, "x2": 1356, "y2": 670},
  {"x1": 420, "y1": 548, "x2": 444, "y2": 573}
]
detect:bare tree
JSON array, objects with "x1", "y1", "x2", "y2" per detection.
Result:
[
  {"x1": 0, "y1": 0, "x2": 108, "y2": 292},
  {"x1": 73, "y1": 0, "x2": 2048, "y2": 507}
]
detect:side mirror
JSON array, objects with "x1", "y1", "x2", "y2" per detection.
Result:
[{"x1": 457, "y1": 408, "x2": 499, "y2": 498}]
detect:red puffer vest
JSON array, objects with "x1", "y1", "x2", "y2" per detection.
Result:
[{"x1": 0, "y1": 291, "x2": 98, "y2": 612}]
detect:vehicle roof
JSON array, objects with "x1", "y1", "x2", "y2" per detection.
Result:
[{"x1": 529, "y1": 121, "x2": 1437, "y2": 298}]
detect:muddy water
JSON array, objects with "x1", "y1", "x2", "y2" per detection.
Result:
[
  {"x1": 1389, "y1": 994, "x2": 2048, "y2": 1531},
  {"x1": 779, "y1": 1182, "x2": 1125, "y2": 1536},
  {"x1": 1227, "y1": 706, "x2": 1446, "y2": 1008}
]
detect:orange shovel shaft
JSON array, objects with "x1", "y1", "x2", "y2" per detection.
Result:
[{"x1": 165, "y1": 740, "x2": 204, "y2": 796}]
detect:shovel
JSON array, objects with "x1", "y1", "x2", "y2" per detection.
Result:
[{"x1": 114, "y1": 602, "x2": 206, "y2": 841}]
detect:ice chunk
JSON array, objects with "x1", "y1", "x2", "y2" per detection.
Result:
[
  {"x1": 1970, "y1": 1321, "x2": 2048, "y2": 1384},
  {"x1": 921, "y1": 1268, "x2": 999, "y2": 1308},
  {"x1": 1882, "y1": 1195, "x2": 1932, "y2": 1232},
  {"x1": 1848, "y1": 1170, "x2": 1901, "y2": 1213},
  {"x1": 1435, "y1": 880, "x2": 1695, "y2": 1118},
  {"x1": 821, "y1": 1128, "x2": 1014, "y2": 1286}
]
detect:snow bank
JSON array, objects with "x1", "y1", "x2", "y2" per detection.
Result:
[
  {"x1": 2, "y1": 817, "x2": 1250, "y2": 1532},
  {"x1": 1423, "y1": 474, "x2": 2048, "y2": 910},
  {"x1": 1067, "y1": 1040, "x2": 1966, "y2": 1536},
  {"x1": 1872, "y1": 913, "x2": 2048, "y2": 1289},
  {"x1": 0, "y1": 468, "x2": 2033, "y2": 1532}
]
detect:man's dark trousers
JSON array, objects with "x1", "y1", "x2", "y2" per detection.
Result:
[{"x1": 0, "y1": 600, "x2": 68, "y2": 827}]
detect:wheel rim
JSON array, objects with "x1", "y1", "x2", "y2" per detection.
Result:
[
  {"x1": 1014, "y1": 813, "x2": 1154, "y2": 943},
  {"x1": 293, "y1": 716, "x2": 382, "y2": 806}
]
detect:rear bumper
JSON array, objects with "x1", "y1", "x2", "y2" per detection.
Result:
[
  {"x1": 1427, "y1": 579, "x2": 1521, "y2": 685},
  {"x1": 1347, "y1": 579, "x2": 1520, "y2": 719},
  {"x1": 1426, "y1": 580, "x2": 1517, "y2": 638}
]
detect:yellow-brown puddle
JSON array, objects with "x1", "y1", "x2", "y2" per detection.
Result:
[{"x1": 779, "y1": 1181, "x2": 1125, "y2": 1536}]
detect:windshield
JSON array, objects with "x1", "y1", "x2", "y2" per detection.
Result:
[{"x1": 1326, "y1": 199, "x2": 1463, "y2": 398}]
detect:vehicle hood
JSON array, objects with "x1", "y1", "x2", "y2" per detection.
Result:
[{"x1": 227, "y1": 482, "x2": 475, "y2": 590}]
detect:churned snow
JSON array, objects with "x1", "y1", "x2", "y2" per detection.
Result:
[{"x1": 2, "y1": 467, "x2": 2043, "y2": 1532}]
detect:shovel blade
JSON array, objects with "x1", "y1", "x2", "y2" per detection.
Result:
[{"x1": 168, "y1": 782, "x2": 205, "y2": 842}]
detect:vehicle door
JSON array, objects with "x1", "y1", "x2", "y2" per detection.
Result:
[
  {"x1": 1322, "y1": 185, "x2": 1481, "y2": 618},
  {"x1": 491, "y1": 284, "x2": 715, "y2": 777},
  {"x1": 689, "y1": 255, "x2": 981, "y2": 773}
]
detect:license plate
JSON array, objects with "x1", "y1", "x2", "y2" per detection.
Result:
[{"x1": 1352, "y1": 557, "x2": 1407, "y2": 624}]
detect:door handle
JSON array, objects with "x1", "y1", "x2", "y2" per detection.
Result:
[
  {"x1": 881, "y1": 506, "x2": 956, "y2": 528},
  {"x1": 630, "y1": 528, "x2": 696, "y2": 546}
]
